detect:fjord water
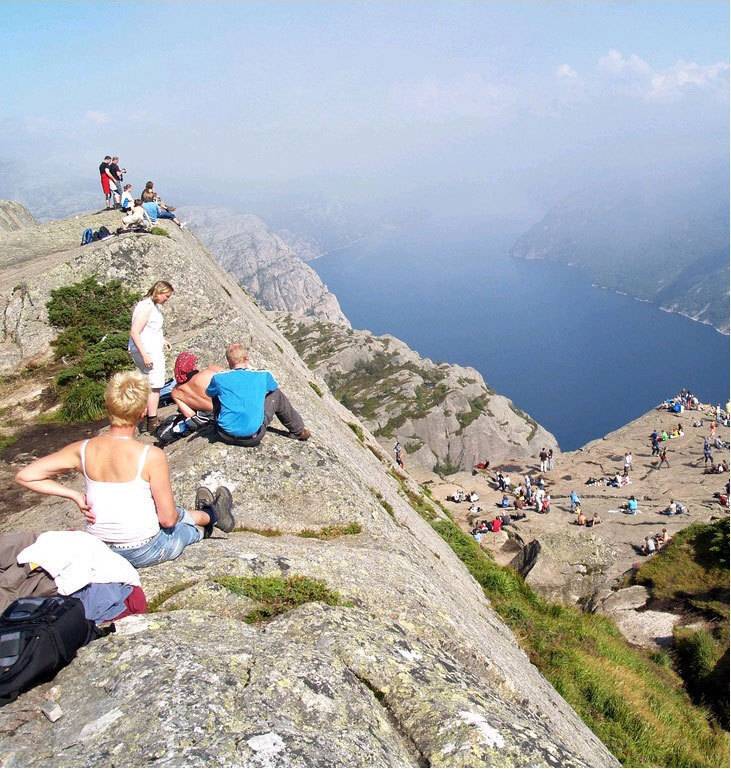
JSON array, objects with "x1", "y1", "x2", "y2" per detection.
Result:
[{"x1": 313, "y1": 220, "x2": 730, "y2": 450}]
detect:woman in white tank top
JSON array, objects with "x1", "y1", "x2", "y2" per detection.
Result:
[{"x1": 16, "y1": 371, "x2": 235, "y2": 568}]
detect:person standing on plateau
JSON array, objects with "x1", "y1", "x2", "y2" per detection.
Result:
[{"x1": 128, "y1": 281, "x2": 174, "y2": 433}]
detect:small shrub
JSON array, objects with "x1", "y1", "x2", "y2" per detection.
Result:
[
  {"x1": 0, "y1": 434, "x2": 18, "y2": 454},
  {"x1": 298, "y1": 523, "x2": 362, "y2": 539},
  {"x1": 148, "y1": 580, "x2": 197, "y2": 612},
  {"x1": 233, "y1": 526, "x2": 282, "y2": 537},
  {"x1": 215, "y1": 575, "x2": 345, "y2": 623},
  {"x1": 347, "y1": 422, "x2": 364, "y2": 443},
  {"x1": 60, "y1": 380, "x2": 107, "y2": 422},
  {"x1": 149, "y1": 226, "x2": 170, "y2": 238},
  {"x1": 433, "y1": 458, "x2": 460, "y2": 476},
  {"x1": 308, "y1": 381, "x2": 324, "y2": 397}
]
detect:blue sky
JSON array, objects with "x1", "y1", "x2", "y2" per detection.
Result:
[{"x1": 0, "y1": 1, "x2": 728, "y2": 220}]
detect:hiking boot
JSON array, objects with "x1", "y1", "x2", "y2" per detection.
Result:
[
  {"x1": 146, "y1": 415, "x2": 159, "y2": 434},
  {"x1": 212, "y1": 486, "x2": 235, "y2": 533},
  {"x1": 291, "y1": 428, "x2": 311, "y2": 442},
  {"x1": 195, "y1": 486, "x2": 215, "y2": 538}
]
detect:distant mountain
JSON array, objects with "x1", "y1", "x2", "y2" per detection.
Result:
[
  {"x1": 180, "y1": 206, "x2": 350, "y2": 325},
  {"x1": 511, "y1": 172, "x2": 729, "y2": 334}
]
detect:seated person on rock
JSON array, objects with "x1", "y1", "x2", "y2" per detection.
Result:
[
  {"x1": 207, "y1": 343, "x2": 310, "y2": 447},
  {"x1": 575, "y1": 508, "x2": 586, "y2": 526},
  {"x1": 15, "y1": 371, "x2": 236, "y2": 568},
  {"x1": 626, "y1": 496, "x2": 638, "y2": 514},
  {"x1": 499, "y1": 494, "x2": 511, "y2": 509},
  {"x1": 121, "y1": 199, "x2": 153, "y2": 230},
  {"x1": 171, "y1": 352, "x2": 223, "y2": 422}
]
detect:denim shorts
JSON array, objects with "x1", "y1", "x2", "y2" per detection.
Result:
[{"x1": 111, "y1": 507, "x2": 202, "y2": 568}]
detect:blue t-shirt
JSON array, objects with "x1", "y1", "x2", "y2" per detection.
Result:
[
  {"x1": 142, "y1": 202, "x2": 159, "y2": 223},
  {"x1": 206, "y1": 368, "x2": 278, "y2": 437}
]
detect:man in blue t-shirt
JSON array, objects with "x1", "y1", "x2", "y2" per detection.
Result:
[{"x1": 206, "y1": 343, "x2": 310, "y2": 446}]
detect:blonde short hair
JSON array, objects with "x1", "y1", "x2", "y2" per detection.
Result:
[
  {"x1": 105, "y1": 370, "x2": 150, "y2": 426},
  {"x1": 226, "y1": 343, "x2": 249, "y2": 366}
]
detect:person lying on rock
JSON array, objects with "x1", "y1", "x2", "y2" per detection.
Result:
[
  {"x1": 15, "y1": 371, "x2": 235, "y2": 568},
  {"x1": 207, "y1": 343, "x2": 310, "y2": 447}
]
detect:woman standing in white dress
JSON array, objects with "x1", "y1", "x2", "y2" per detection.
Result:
[{"x1": 128, "y1": 280, "x2": 174, "y2": 433}]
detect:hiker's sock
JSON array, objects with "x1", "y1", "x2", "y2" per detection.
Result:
[
  {"x1": 147, "y1": 415, "x2": 159, "y2": 433},
  {"x1": 200, "y1": 504, "x2": 217, "y2": 539}
]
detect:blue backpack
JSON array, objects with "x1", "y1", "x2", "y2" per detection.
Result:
[{"x1": 80, "y1": 228, "x2": 94, "y2": 246}]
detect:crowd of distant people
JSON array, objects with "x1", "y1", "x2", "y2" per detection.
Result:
[{"x1": 98, "y1": 155, "x2": 186, "y2": 232}]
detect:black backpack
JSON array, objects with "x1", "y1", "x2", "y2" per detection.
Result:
[{"x1": 0, "y1": 596, "x2": 113, "y2": 706}]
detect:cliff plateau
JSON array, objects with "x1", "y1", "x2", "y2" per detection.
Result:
[{"x1": 0, "y1": 206, "x2": 616, "y2": 767}]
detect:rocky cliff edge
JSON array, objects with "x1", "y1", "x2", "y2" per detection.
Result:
[{"x1": 0, "y1": 205, "x2": 616, "y2": 767}]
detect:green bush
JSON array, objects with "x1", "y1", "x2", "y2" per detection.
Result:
[
  {"x1": 47, "y1": 278, "x2": 139, "y2": 422},
  {"x1": 60, "y1": 380, "x2": 107, "y2": 422},
  {"x1": 149, "y1": 226, "x2": 170, "y2": 238}
]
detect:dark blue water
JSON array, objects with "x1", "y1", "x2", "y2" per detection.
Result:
[{"x1": 312, "y1": 221, "x2": 730, "y2": 450}]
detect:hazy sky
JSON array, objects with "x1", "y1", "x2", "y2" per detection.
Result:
[{"x1": 1, "y1": 1, "x2": 728, "y2": 222}]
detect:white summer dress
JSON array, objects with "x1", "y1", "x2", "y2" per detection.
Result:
[{"x1": 128, "y1": 297, "x2": 166, "y2": 388}]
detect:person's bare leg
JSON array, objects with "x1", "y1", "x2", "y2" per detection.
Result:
[
  {"x1": 191, "y1": 510, "x2": 210, "y2": 526},
  {"x1": 147, "y1": 389, "x2": 161, "y2": 418},
  {"x1": 172, "y1": 389, "x2": 196, "y2": 419}
]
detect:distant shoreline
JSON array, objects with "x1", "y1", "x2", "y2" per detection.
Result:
[{"x1": 515, "y1": 255, "x2": 729, "y2": 337}]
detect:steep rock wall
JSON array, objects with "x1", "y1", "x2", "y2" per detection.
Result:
[
  {"x1": 276, "y1": 315, "x2": 558, "y2": 473},
  {"x1": 180, "y1": 206, "x2": 350, "y2": 326}
]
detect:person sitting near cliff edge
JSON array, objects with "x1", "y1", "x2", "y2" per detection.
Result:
[
  {"x1": 206, "y1": 343, "x2": 311, "y2": 447},
  {"x1": 170, "y1": 352, "x2": 223, "y2": 421}
]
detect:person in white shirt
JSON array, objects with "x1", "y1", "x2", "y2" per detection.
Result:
[
  {"x1": 15, "y1": 371, "x2": 236, "y2": 568},
  {"x1": 120, "y1": 184, "x2": 135, "y2": 212}
]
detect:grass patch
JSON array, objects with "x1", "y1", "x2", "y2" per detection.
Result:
[
  {"x1": 433, "y1": 457, "x2": 461, "y2": 476},
  {"x1": 347, "y1": 422, "x2": 364, "y2": 443},
  {"x1": 47, "y1": 277, "x2": 139, "y2": 422},
  {"x1": 149, "y1": 226, "x2": 170, "y2": 237},
  {"x1": 214, "y1": 575, "x2": 345, "y2": 623},
  {"x1": 631, "y1": 519, "x2": 729, "y2": 725},
  {"x1": 148, "y1": 580, "x2": 198, "y2": 612},
  {"x1": 372, "y1": 489, "x2": 396, "y2": 519},
  {"x1": 404, "y1": 438, "x2": 423, "y2": 454},
  {"x1": 391, "y1": 473, "x2": 439, "y2": 521},
  {"x1": 0, "y1": 433, "x2": 18, "y2": 454},
  {"x1": 274, "y1": 341, "x2": 284, "y2": 353},
  {"x1": 428, "y1": 512, "x2": 729, "y2": 767},
  {"x1": 298, "y1": 522, "x2": 362, "y2": 539},
  {"x1": 633, "y1": 520, "x2": 729, "y2": 616},
  {"x1": 455, "y1": 395, "x2": 489, "y2": 433},
  {"x1": 233, "y1": 526, "x2": 283, "y2": 537},
  {"x1": 308, "y1": 380, "x2": 324, "y2": 397}
]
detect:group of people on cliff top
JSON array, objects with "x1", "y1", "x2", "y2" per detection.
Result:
[
  {"x1": 13, "y1": 280, "x2": 311, "y2": 583},
  {"x1": 99, "y1": 156, "x2": 185, "y2": 229}
]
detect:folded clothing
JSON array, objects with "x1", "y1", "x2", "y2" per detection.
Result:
[{"x1": 17, "y1": 531, "x2": 141, "y2": 596}]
